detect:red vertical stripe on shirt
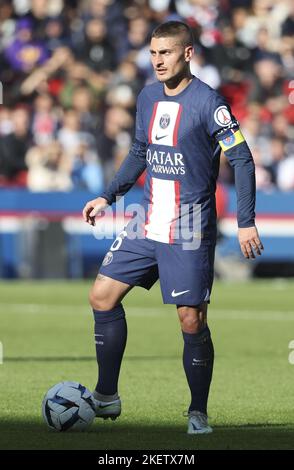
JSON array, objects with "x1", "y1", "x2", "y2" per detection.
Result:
[
  {"x1": 172, "y1": 104, "x2": 182, "y2": 146},
  {"x1": 148, "y1": 102, "x2": 158, "y2": 144},
  {"x1": 144, "y1": 177, "x2": 153, "y2": 237},
  {"x1": 169, "y1": 180, "x2": 180, "y2": 243}
]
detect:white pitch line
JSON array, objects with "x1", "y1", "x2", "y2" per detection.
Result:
[
  {"x1": 0, "y1": 304, "x2": 294, "y2": 321},
  {"x1": 129, "y1": 308, "x2": 294, "y2": 321}
]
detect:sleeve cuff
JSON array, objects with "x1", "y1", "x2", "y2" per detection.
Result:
[
  {"x1": 100, "y1": 193, "x2": 114, "y2": 206},
  {"x1": 237, "y1": 221, "x2": 255, "y2": 228}
]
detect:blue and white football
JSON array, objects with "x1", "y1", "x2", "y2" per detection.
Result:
[{"x1": 42, "y1": 381, "x2": 96, "y2": 431}]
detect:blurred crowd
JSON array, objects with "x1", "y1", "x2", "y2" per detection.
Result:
[{"x1": 0, "y1": 0, "x2": 293, "y2": 193}]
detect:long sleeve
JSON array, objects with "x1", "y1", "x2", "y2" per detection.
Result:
[
  {"x1": 203, "y1": 91, "x2": 256, "y2": 227},
  {"x1": 100, "y1": 139, "x2": 147, "y2": 205},
  {"x1": 223, "y1": 142, "x2": 256, "y2": 227}
]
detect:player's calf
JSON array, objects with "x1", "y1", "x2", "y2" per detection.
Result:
[{"x1": 92, "y1": 303, "x2": 127, "y2": 418}]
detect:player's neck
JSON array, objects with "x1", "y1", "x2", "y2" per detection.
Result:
[{"x1": 163, "y1": 71, "x2": 193, "y2": 97}]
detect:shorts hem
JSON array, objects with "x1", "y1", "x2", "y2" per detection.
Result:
[
  {"x1": 162, "y1": 299, "x2": 211, "y2": 306},
  {"x1": 98, "y1": 270, "x2": 152, "y2": 290}
]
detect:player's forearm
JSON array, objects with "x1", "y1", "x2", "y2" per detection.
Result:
[
  {"x1": 225, "y1": 143, "x2": 256, "y2": 228},
  {"x1": 101, "y1": 139, "x2": 147, "y2": 205},
  {"x1": 234, "y1": 160, "x2": 256, "y2": 227}
]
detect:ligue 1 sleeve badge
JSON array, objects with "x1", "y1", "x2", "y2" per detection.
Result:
[{"x1": 214, "y1": 106, "x2": 232, "y2": 127}]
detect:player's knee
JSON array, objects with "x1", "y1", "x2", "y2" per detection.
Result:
[
  {"x1": 181, "y1": 316, "x2": 205, "y2": 334},
  {"x1": 89, "y1": 286, "x2": 115, "y2": 311},
  {"x1": 178, "y1": 306, "x2": 207, "y2": 333}
]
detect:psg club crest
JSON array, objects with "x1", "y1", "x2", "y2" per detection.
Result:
[
  {"x1": 102, "y1": 251, "x2": 113, "y2": 266},
  {"x1": 159, "y1": 114, "x2": 170, "y2": 129}
]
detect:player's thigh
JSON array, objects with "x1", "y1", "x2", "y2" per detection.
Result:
[
  {"x1": 89, "y1": 273, "x2": 132, "y2": 311},
  {"x1": 99, "y1": 232, "x2": 158, "y2": 288},
  {"x1": 156, "y1": 241, "x2": 215, "y2": 306},
  {"x1": 91, "y1": 233, "x2": 158, "y2": 310}
]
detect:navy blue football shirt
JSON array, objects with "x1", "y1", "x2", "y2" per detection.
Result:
[{"x1": 102, "y1": 77, "x2": 256, "y2": 244}]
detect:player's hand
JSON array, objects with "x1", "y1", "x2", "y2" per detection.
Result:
[
  {"x1": 82, "y1": 197, "x2": 109, "y2": 226},
  {"x1": 238, "y1": 226, "x2": 264, "y2": 259}
]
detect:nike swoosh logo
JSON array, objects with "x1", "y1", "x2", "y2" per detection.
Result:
[
  {"x1": 155, "y1": 134, "x2": 168, "y2": 140},
  {"x1": 171, "y1": 289, "x2": 190, "y2": 297},
  {"x1": 98, "y1": 403, "x2": 115, "y2": 409},
  {"x1": 204, "y1": 288, "x2": 210, "y2": 301}
]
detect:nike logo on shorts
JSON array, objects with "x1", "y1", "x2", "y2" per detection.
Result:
[
  {"x1": 171, "y1": 289, "x2": 190, "y2": 297},
  {"x1": 204, "y1": 288, "x2": 210, "y2": 301}
]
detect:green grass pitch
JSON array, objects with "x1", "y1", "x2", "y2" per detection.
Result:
[{"x1": 0, "y1": 279, "x2": 294, "y2": 450}]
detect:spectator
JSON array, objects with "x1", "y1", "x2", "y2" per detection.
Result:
[
  {"x1": 125, "y1": 17, "x2": 150, "y2": 55},
  {"x1": 0, "y1": 0, "x2": 15, "y2": 53},
  {"x1": 74, "y1": 18, "x2": 116, "y2": 72},
  {"x1": 44, "y1": 16, "x2": 71, "y2": 54},
  {"x1": 249, "y1": 57, "x2": 287, "y2": 115},
  {"x1": 277, "y1": 154, "x2": 294, "y2": 191},
  {"x1": 252, "y1": 27, "x2": 277, "y2": 62},
  {"x1": 278, "y1": 34, "x2": 294, "y2": 80},
  {"x1": 71, "y1": 137, "x2": 104, "y2": 193},
  {"x1": 190, "y1": 46, "x2": 221, "y2": 89},
  {"x1": 58, "y1": 59, "x2": 106, "y2": 110},
  {"x1": 0, "y1": 107, "x2": 13, "y2": 135},
  {"x1": 109, "y1": 59, "x2": 143, "y2": 96},
  {"x1": 96, "y1": 105, "x2": 134, "y2": 180},
  {"x1": 241, "y1": 107, "x2": 271, "y2": 164},
  {"x1": 0, "y1": 108, "x2": 30, "y2": 185},
  {"x1": 271, "y1": 113, "x2": 291, "y2": 140},
  {"x1": 267, "y1": 137, "x2": 288, "y2": 185},
  {"x1": 72, "y1": 85, "x2": 100, "y2": 135},
  {"x1": 281, "y1": 3, "x2": 294, "y2": 37},
  {"x1": 58, "y1": 108, "x2": 103, "y2": 192},
  {"x1": 251, "y1": 147, "x2": 273, "y2": 191},
  {"x1": 31, "y1": 93, "x2": 57, "y2": 146},
  {"x1": 4, "y1": 18, "x2": 49, "y2": 73},
  {"x1": 25, "y1": 141, "x2": 72, "y2": 192},
  {"x1": 207, "y1": 23, "x2": 252, "y2": 84}
]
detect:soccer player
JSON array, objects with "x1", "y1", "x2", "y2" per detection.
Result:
[{"x1": 83, "y1": 21, "x2": 263, "y2": 434}]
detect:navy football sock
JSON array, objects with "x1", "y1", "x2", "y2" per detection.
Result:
[
  {"x1": 93, "y1": 304, "x2": 127, "y2": 397},
  {"x1": 182, "y1": 326, "x2": 214, "y2": 415}
]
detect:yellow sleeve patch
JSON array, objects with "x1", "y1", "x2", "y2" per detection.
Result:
[{"x1": 219, "y1": 129, "x2": 245, "y2": 151}]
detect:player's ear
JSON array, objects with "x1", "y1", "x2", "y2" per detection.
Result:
[{"x1": 185, "y1": 45, "x2": 194, "y2": 62}]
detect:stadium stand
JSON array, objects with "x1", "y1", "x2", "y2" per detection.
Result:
[{"x1": 0, "y1": 0, "x2": 293, "y2": 278}]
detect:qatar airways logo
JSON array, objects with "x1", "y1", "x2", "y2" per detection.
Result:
[{"x1": 146, "y1": 149, "x2": 185, "y2": 175}]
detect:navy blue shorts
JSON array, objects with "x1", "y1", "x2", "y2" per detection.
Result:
[{"x1": 99, "y1": 232, "x2": 215, "y2": 306}]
